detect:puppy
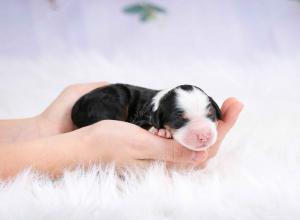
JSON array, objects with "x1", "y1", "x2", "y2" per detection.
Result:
[{"x1": 71, "y1": 84, "x2": 221, "y2": 151}]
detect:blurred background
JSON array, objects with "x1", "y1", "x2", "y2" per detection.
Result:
[{"x1": 0, "y1": 0, "x2": 299, "y2": 119}]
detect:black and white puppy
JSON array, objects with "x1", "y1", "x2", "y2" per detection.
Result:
[{"x1": 71, "y1": 83, "x2": 222, "y2": 151}]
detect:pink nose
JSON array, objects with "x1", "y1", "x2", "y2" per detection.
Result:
[
  {"x1": 197, "y1": 132, "x2": 212, "y2": 147},
  {"x1": 183, "y1": 130, "x2": 212, "y2": 150}
]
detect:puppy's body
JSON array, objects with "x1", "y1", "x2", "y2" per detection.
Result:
[
  {"x1": 72, "y1": 84, "x2": 159, "y2": 129},
  {"x1": 72, "y1": 83, "x2": 221, "y2": 151}
]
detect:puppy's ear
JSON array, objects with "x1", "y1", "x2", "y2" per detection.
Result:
[{"x1": 209, "y1": 96, "x2": 222, "y2": 120}]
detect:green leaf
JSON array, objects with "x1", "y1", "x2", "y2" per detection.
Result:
[
  {"x1": 146, "y1": 4, "x2": 166, "y2": 13},
  {"x1": 123, "y1": 4, "x2": 145, "y2": 14},
  {"x1": 140, "y1": 8, "x2": 154, "y2": 22},
  {"x1": 123, "y1": 2, "x2": 167, "y2": 22},
  {"x1": 140, "y1": 13, "x2": 150, "y2": 21}
]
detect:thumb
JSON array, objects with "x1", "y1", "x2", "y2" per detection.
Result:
[{"x1": 218, "y1": 99, "x2": 244, "y2": 135}]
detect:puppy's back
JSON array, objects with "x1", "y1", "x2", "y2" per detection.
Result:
[
  {"x1": 71, "y1": 84, "x2": 130, "y2": 128},
  {"x1": 71, "y1": 83, "x2": 159, "y2": 128}
]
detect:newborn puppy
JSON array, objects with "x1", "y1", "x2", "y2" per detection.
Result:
[{"x1": 71, "y1": 84, "x2": 221, "y2": 151}]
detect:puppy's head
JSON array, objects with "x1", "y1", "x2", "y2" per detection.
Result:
[{"x1": 151, "y1": 85, "x2": 222, "y2": 151}]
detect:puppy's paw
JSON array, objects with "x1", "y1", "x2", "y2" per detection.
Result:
[
  {"x1": 149, "y1": 127, "x2": 158, "y2": 135},
  {"x1": 158, "y1": 129, "x2": 172, "y2": 139},
  {"x1": 149, "y1": 127, "x2": 172, "y2": 139}
]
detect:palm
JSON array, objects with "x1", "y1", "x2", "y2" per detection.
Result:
[
  {"x1": 41, "y1": 82, "x2": 109, "y2": 134},
  {"x1": 40, "y1": 82, "x2": 242, "y2": 167}
]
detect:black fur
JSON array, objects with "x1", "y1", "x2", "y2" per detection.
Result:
[
  {"x1": 72, "y1": 84, "x2": 158, "y2": 129},
  {"x1": 208, "y1": 96, "x2": 222, "y2": 121},
  {"x1": 71, "y1": 83, "x2": 222, "y2": 130},
  {"x1": 151, "y1": 86, "x2": 189, "y2": 129}
]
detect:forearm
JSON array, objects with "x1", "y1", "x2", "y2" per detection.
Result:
[
  {"x1": 0, "y1": 129, "x2": 94, "y2": 180},
  {"x1": 0, "y1": 117, "x2": 38, "y2": 143},
  {"x1": 0, "y1": 115, "x2": 58, "y2": 144}
]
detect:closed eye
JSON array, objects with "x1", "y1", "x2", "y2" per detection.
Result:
[{"x1": 207, "y1": 107, "x2": 217, "y2": 121}]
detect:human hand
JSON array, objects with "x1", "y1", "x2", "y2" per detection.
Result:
[
  {"x1": 78, "y1": 97, "x2": 243, "y2": 170},
  {"x1": 77, "y1": 120, "x2": 208, "y2": 169},
  {"x1": 194, "y1": 97, "x2": 244, "y2": 169},
  {"x1": 37, "y1": 81, "x2": 109, "y2": 137},
  {"x1": 36, "y1": 83, "x2": 242, "y2": 170}
]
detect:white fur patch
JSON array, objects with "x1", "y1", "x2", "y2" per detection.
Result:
[
  {"x1": 151, "y1": 88, "x2": 172, "y2": 111},
  {"x1": 172, "y1": 119, "x2": 217, "y2": 151},
  {"x1": 173, "y1": 87, "x2": 217, "y2": 150},
  {"x1": 175, "y1": 87, "x2": 210, "y2": 119}
]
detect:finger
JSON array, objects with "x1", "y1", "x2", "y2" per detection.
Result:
[
  {"x1": 115, "y1": 159, "x2": 163, "y2": 174},
  {"x1": 128, "y1": 123, "x2": 207, "y2": 164},
  {"x1": 220, "y1": 97, "x2": 239, "y2": 114},
  {"x1": 213, "y1": 102, "x2": 243, "y2": 153},
  {"x1": 206, "y1": 99, "x2": 243, "y2": 159},
  {"x1": 83, "y1": 81, "x2": 109, "y2": 89},
  {"x1": 207, "y1": 141, "x2": 221, "y2": 159},
  {"x1": 165, "y1": 130, "x2": 172, "y2": 139},
  {"x1": 129, "y1": 159, "x2": 156, "y2": 169},
  {"x1": 60, "y1": 81, "x2": 109, "y2": 104},
  {"x1": 158, "y1": 129, "x2": 166, "y2": 137},
  {"x1": 145, "y1": 137, "x2": 207, "y2": 164},
  {"x1": 219, "y1": 100, "x2": 244, "y2": 133},
  {"x1": 76, "y1": 81, "x2": 109, "y2": 95},
  {"x1": 149, "y1": 127, "x2": 158, "y2": 135},
  {"x1": 166, "y1": 151, "x2": 208, "y2": 170},
  {"x1": 166, "y1": 161, "x2": 194, "y2": 170}
]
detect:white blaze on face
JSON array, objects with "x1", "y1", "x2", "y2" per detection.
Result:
[{"x1": 172, "y1": 87, "x2": 218, "y2": 151}]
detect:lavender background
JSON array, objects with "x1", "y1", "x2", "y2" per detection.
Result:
[{"x1": 0, "y1": 0, "x2": 299, "y2": 118}]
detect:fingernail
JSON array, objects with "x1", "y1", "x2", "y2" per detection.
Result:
[{"x1": 191, "y1": 151, "x2": 206, "y2": 163}]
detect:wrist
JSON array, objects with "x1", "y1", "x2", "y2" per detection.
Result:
[
  {"x1": 0, "y1": 130, "x2": 97, "y2": 180},
  {"x1": 0, "y1": 116, "x2": 49, "y2": 144},
  {"x1": 34, "y1": 113, "x2": 68, "y2": 138},
  {"x1": 75, "y1": 122, "x2": 110, "y2": 164},
  {"x1": 62, "y1": 129, "x2": 97, "y2": 166}
]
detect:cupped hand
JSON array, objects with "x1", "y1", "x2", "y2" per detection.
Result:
[
  {"x1": 79, "y1": 98, "x2": 243, "y2": 169},
  {"x1": 37, "y1": 82, "x2": 243, "y2": 169},
  {"x1": 37, "y1": 81, "x2": 109, "y2": 136},
  {"x1": 195, "y1": 97, "x2": 244, "y2": 168}
]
